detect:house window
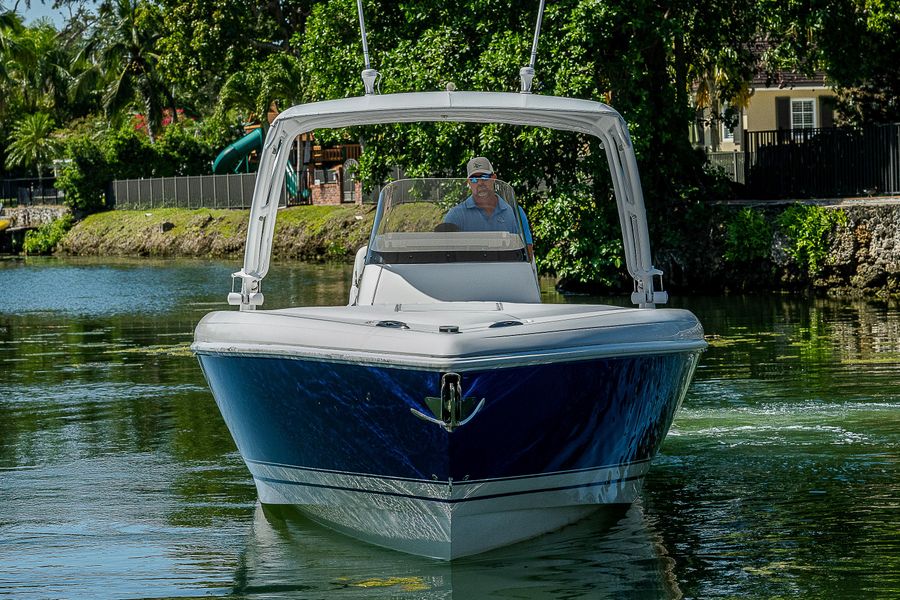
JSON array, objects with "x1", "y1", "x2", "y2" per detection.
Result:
[
  {"x1": 721, "y1": 104, "x2": 735, "y2": 142},
  {"x1": 791, "y1": 99, "x2": 816, "y2": 129}
]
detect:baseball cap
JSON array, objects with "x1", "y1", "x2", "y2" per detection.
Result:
[{"x1": 466, "y1": 157, "x2": 494, "y2": 177}]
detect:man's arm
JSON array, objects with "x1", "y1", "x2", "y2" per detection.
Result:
[{"x1": 518, "y1": 205, "x2": 534, "y2": 261}]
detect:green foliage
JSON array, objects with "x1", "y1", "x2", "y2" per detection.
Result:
[
  {"x1": 217, "y1": 53, "x2": 305, "y2": 122},
  {"x1": 777, "y1": 205, "x2": 848, "y2": 276},
  {"x1": 193, "y1": 112, "x2": 245, "y2": 151},
  {"x1": 23, "y1": 214, "x2": 74, "y2": 254},
  {"x1": 724, "y1": 207, "x2": 772, "y2": 263},
  {"x1": 56, "y1": 121, "x2": 217, "y2": 214},
  {"x1": 532, "y1": 182, "x2": 624, "y2": 288},
  {"x1": 109, "y1": 122, "x2": 215, "y2": 177},
  {"x1": 155, "y1": 121, "x2": 217, "y2": 176},
  {"x1": 104, "y1": 126, "x2": 158, "y2": 179},
  {"x1": 57, "y1": 136, "x2": 111, "y2": 213},
  {"x1": 157, "y1": 0, "x2": 305, "y2": 110},
  {"x1": 89, "y1": 0, "x2": 175, "y2": 143},
  {"x1": 5, "y1": 21, "x2": 72, "y2": 114}
]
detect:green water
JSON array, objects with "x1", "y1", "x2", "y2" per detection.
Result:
[{"x1": 1, "y1": 257, "x2": 897, "y2": 599}]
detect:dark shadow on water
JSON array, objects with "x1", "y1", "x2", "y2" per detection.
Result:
[{"x1": 226, "y1": 501, "x2": 681, "y2": 599}]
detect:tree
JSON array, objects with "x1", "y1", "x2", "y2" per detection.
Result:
[
  {"x1": 88, "y1": 0, "x2": 174, "y2": 143},
  {"x1": 296, "y1": 0, "x2": 760, "y2": 286},
  {"x1": 5, "y1": 112, "x2": 62, "y2": 182},
  {"x1": 217, "y1": 53, "x2": 305, "y2": 123},
  {"x1": 56, "y1": 134, "x2": 111, "y2": 213},
  {"x1": 0, "y1": 8, "x2": 104, "y2": 149},
  {"x1": 157, "y1": 0, "x2": 318, "y2": 114},
  {"x1": 760, "y1": 0, "x2": 900, "y2": 125},
  {"x1": 6, "y1": 21, "x2": 72, "y2": 114}
]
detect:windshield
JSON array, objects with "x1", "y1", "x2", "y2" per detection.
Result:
[{"x1": 366, "y1": 178, "x2": 529, "y2": 265}]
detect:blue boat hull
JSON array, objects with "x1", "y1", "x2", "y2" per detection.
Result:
[{"x1": 197, "y1": 350, "x2": 700, "y2": 558}]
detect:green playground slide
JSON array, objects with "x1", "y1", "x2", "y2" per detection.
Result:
[
  {"x1": 284, "y1": 162, "x2": 298, "y2": 196},
  {"x1": 212, "y1": 129, "x2": 263, "y2": 174},
  {"x1": 213, "y1": 128, "x2": 299, "y2": 196}
]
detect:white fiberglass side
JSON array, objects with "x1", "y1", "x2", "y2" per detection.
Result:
[{"x1": 231, "y1": 91, "x2": 665, "y2": 310}]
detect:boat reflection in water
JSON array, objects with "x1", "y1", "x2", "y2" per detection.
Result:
[{"x1": 230, "y1": 502, "x2": 681, "y2": 599}]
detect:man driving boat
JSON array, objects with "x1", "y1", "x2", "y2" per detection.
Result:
[{"x1": 443, "y1": 157, "x2": 534, "y2": 259}]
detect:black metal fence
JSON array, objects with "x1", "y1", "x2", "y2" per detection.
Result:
[
  {"x1": 0, "y1": 178, "x2": 64, "y2": 206},
  {"x1": 110, "y1": 173, "x2": 288, "y2": 210},
  {"x1": 742, "y1": 123, "x2": 900, "y2": 199}
]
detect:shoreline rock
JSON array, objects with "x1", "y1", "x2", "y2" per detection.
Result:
[{"x1": 653, "y1": 203, "x2": 900, "y2": 298}]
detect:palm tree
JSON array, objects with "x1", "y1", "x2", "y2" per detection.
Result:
[
  {"x1": 8, "y1": 22, "x2": 72, "y2": 114},
  {"x1": 5, "y1": 112, "x2": 62, "y2": 186},
  {"x1": 0, "y1": 10, "x2": 25, "y2": 113},
  {"x1": 0, "y1": 13, "x2": 94, "y2": 133},
  {"x1": 218, "y1": 54, "x2": 305, "y2": 122},
  {"x1": 0, "y1": 9, "x2": 22, "y2": 52},
  {"x1": 87, "y1": 0, "x2": 175, "y2": 143}
]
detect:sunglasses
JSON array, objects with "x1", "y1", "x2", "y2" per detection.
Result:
[{"x1": 468, "y1": 174, "x2": 493, "y2": 183}]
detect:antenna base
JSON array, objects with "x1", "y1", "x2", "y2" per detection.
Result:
[
  {"x1": 362, "y1": 69, "x2": 379, "y2": 95},
  {"x1": 519, "y1": 67, "x2": 535, "y2": 94}
]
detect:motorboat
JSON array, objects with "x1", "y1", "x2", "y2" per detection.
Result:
[
  {"x1": 192, "y1": 93, "x2": 705, "y2": 559},
  {"x1": 192, "y1": 7, "x2": 705, "y2": 560}
]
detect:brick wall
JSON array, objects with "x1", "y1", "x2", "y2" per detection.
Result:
[
  {"x1": 309, "y1": 180, "x2": 364, "y2": 205},
  {"x1": 311, "y1": 182, "x2": 342, "y2": 205}
]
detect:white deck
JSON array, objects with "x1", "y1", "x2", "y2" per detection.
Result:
[{"x1": 193, "y1": 302, "x2": 704, "y2": 370}]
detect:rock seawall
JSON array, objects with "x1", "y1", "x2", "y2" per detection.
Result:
[
  {"x1": 1, "y1": 205, "x2": 69, "y2": 229},
  {"x1": 656, "y1": 201, "x2": 900, "y2": 298},
  {"x1": 829, "y1": 205, "x2": 900, "y2": 294}
]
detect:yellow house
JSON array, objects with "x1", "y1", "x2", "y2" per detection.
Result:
[{"x1": 698, "y1": 71, "x2": 839, "y2": 152}]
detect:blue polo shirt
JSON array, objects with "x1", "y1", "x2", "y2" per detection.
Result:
[{"x1": 443, "y1": 196, "x2": 533, "y2": 245}]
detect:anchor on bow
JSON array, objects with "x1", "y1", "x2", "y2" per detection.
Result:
[{"x1": 411, "y1": 372, "x2": 485, "y2": 432}]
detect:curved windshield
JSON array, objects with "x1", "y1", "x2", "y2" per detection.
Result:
[{"x1": 366, "y1": 178, "x2": 529, "y2": 265}]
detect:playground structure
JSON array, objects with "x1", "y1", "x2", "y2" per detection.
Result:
[
  {"x1": 212, "y1": 127, "x2": 363, "y2": 205},
  {"x1": 212, "y1": 128, "x2": 300, "y2": 198}
]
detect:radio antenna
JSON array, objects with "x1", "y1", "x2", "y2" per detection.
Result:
[
  {"x1": 520, "y1": 0, "x2": 546, "y2": 94},
  {"x1": 356, "y1": 0, "x2": 379, "y2": 95}
]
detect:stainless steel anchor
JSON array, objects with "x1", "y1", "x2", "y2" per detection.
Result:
[{"x1": 411, "y1": 372, "x2": 485, "y2": 432}]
